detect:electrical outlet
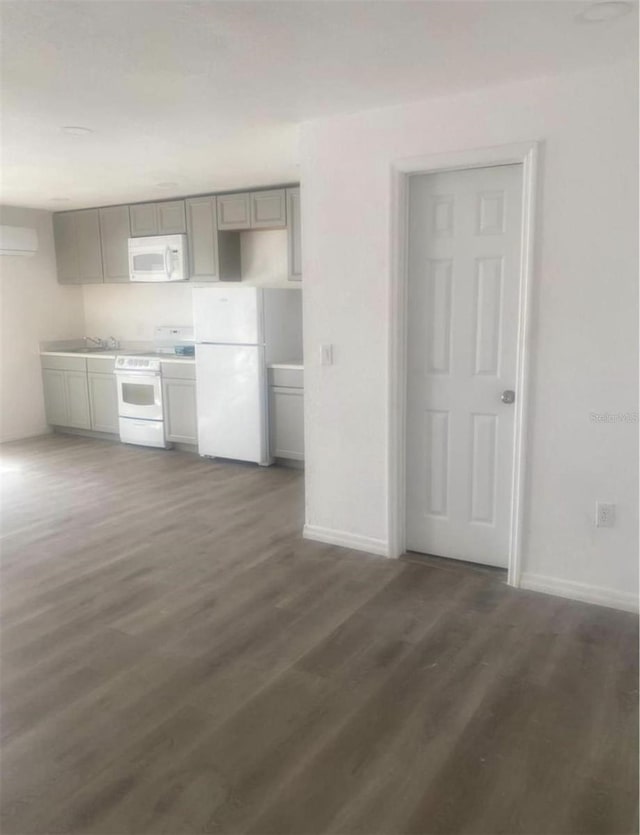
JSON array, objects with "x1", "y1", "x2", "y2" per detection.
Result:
[{"x1": 596, "y1": 502, "x2": 616, "y2": 528}]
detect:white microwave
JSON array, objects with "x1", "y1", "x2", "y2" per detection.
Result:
[{"x1": 128, "y1": 234, "x2": 189, "y2": 282}]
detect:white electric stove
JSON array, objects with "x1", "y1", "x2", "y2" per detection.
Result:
[{"x1": 114, "y1": 355, "x2": 168, "y2": 448}]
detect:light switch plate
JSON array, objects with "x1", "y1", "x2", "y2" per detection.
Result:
[{"x1": 320, "y1": 344, "x2": 333, "y2": 366}]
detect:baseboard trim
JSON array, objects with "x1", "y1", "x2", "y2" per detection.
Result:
[
  {"x1": 0, "y1": 426, "x2": 51, "y2": 444},
  {"x1": 303, "y1": 524, "x2": 391, "y2": 557},
  {"x1": 520, "y1": 572, "x2": 639, "y2": 613}
]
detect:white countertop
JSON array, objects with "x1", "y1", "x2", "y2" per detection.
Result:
[
  {"x1": 268, "y1": 361, "x2": 304, "y2": 370},
  {"x1": 40, "y1": 350, "x2": 196, "y2": 363}
]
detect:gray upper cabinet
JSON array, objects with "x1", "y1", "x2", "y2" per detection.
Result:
[
  {"x1": 74, "y1": 210, "x2": 103, "y2": 283},
  {"x1": 186, "y1": 196, "x2": 219, "y2": 281},
  {"x1": 251, "y1": 189, "x2": 286, "y2": 229},
  {"x1": 286, "y1": 188, "x2": 302, "y2": 281},
  {"x1": 157, "y1": 201, "x2": 186, "y2": 234},
  {"x1": 130, "y1": 200, "x2": 186, "y2": 236},
  {"x1": 52, "y1": 213, "x2": 78, "y2": 284},
  {"x1": 53, "y1": 187, "x2": 299, "y2": 284},
  {"x1": 53, "y1": 209, "x2": 103, "y2": 284},
  {"x1": 218, "y1": 189, "x2": 287, "y2": 231},
  {"x1": 129, "y1": 203, "x2": 157, "y2": 237},
  {"x1": 99, "y1": 205, "x2": 130, "y2": 283},
  {"x1": 217, "y1": 193, "x2": 251, "y2": 230}
]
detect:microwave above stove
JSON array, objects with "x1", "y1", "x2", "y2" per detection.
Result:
[{"x1": 128, "y1": 234, "x2": 188, "y2": 282}]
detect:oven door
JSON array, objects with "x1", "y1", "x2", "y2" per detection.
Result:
[{"x1": 116, "y1": 373, "x2": 163, "y2": 420}]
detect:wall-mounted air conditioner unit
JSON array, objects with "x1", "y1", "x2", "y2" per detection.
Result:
[{"x1": 0, "y1": 225, "x2": 39, "y2": 257}]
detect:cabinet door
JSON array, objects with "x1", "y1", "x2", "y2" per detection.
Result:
[
  {"x1": 157, "y1": 201, "x2": 186, "y2": 234},
  {"x1": 251, "y1": 189, "x2": 286, "y2": 229},
  {"x1": 88, "y1": 373, "x2": 119, "y2": 433},
  {"x1": 270, "y1": 387, "x2": 304, "y2": 460},
  {"x1": 52, "y1": 213, "x2": 77, "y2": 284},
  {"x1": 286, "y1": 188, "x2": 302, "y2": 281},
  {"x1": 65, "y1": 371, "x2": 91, "y2": 429},
  {"x1": 217, "y1": 194, "x2": 251, "y2": 230},
  {"x1": 163, "y1": 379, "x2": 197, "y2": 444},
  {"x1": 42, "y1": 369, "x2": 68, "y2": 425},
  {"x1": 74, "y1": 209, "x2": 104, "y2": 283},
  {"x1": 130, "y1": 203, "x2": 158, "y2": 237},
  {"x1": 99, "y1": 205, "x2": 130, "y2": 283},
  {"x1": 186, "y1": 197, "x2": 219, "y2": 281}
]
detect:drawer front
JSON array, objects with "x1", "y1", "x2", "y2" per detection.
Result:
[
  {"x1": 161, "y1": 361, "x2": 196, "y2": 381},
  {"x1": 40, "y1": 354, "x2": 87, "y2": 372},
  {"x1": 87, "y1": 357, "x2": 116, "y2": 374},
  {"x1": 268, "y1": 367, "x2": 303, "y2": 389}
]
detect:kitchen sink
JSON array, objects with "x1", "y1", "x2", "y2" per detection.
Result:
[{"x1": 66, "y1": 346, "x2": 113, "y2": 353}]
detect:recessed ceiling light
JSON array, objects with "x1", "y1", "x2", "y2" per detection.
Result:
[
  {"x1": 576, "y1": 1, "x2": 632, "y2": 22},
  {"x1": 156, "y1": 181, "x2": 179, "y2": 189},
  {"x1": 60, "y1": 126, "x2": 93, "y2": 136}
]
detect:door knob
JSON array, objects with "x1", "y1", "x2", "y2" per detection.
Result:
[{"x1": 501, "y1": 389, "x2": 516, "y2": 404}]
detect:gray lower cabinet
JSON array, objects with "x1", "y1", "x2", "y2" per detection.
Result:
[
  {"x1": 186, "y1": 196, "x2": 219, "y2": 281},
  {"x1": 99, "y1": 205, "x2": 130, "y2": 282},
  {"x1": 286, "y1": 187, "x2": 302, "y2": 281},
  {"x1": 65, "y1": 371, "x2": 92, "y2": 428},
  {"x1": 161, "y1": 363, "x2": 197, "y2": 444},
  {"x1": 270, "y1": 386, "x2": 304, "y2": 461},
  {"x1": 42, "y1": 355, "x2": 117, "y2": 433},
  {"x1": 130, "y1": 200, "x2": 186, "y2": 236},
  {"x1": 163, "y1": 379, "x2": 197, "y2": 444},
  {"x1": 88, "y1": 372, "x2": 119, "y2": 433},
  {"x1": 42, "y1": 368, "x2": 68, "y2": 425},
  {"x1": 53, "y1": 209, "x2": 103, "y2": 284},
  {"x1": 42, "y1": 361, "x2": 91, "y2": 430}
]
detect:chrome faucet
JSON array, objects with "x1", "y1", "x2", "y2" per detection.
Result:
[
  {"x1": 106, "y1": 336, "x2": 120, "y2": 349},
  {"x1": 85, "y1": 336, "x2": 106, "y2": 348}
]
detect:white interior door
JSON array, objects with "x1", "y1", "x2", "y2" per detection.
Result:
[{"x1": 406, "y1": 164, "x2": 523, "y2": 567}]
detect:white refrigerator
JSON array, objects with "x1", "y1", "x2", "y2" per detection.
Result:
[{"x1": 193, "y1": 287, "x2": 302, "y2": 465}]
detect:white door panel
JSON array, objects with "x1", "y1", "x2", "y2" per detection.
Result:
[
  {"x1": 193, "y1": 287, "x2": 262, "y2": 345},
  {"x1": 406, "y1": 164, "x2": 523, "y2": 567},
  {"x1": 196, "y1": 343, "x2": 269, "y2": 464}
]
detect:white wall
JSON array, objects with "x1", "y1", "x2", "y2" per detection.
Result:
[
  {"x1": 82, "y1": 230, "x2": 292, "y2": 339},
  {"x1": 0, "y1": 207, "x2": 85, "y2": 442},
  {"x1": 82, "y1": 283, "x2": 194, "y2": 342},
  {"x1": 300, "y1": 59, "x2": 638, "y2": 610}
]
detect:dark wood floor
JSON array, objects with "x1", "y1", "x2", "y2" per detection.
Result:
[{"x1": 1, "y1": 434, "x2": 637, "y2": 835}]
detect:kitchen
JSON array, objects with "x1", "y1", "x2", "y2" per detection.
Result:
[
  {"x1": 38, "y1": 187, "x2": 305, "y2": 466},
  {"x1": 1, "y1": 3, "x2": 637, "y2": 833}
]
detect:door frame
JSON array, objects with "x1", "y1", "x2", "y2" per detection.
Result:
[{"x1": 389, "y1": 141, "x2": 539, "y2": 586}]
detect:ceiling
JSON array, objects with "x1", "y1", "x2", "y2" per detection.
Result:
[{"x1": 1, "y1": 1, "x2": 636, "y2": 210}]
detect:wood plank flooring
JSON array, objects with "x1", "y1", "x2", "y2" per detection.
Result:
[{"x1": 0, "y1": 433, "x2": 637, "y2": 835}]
